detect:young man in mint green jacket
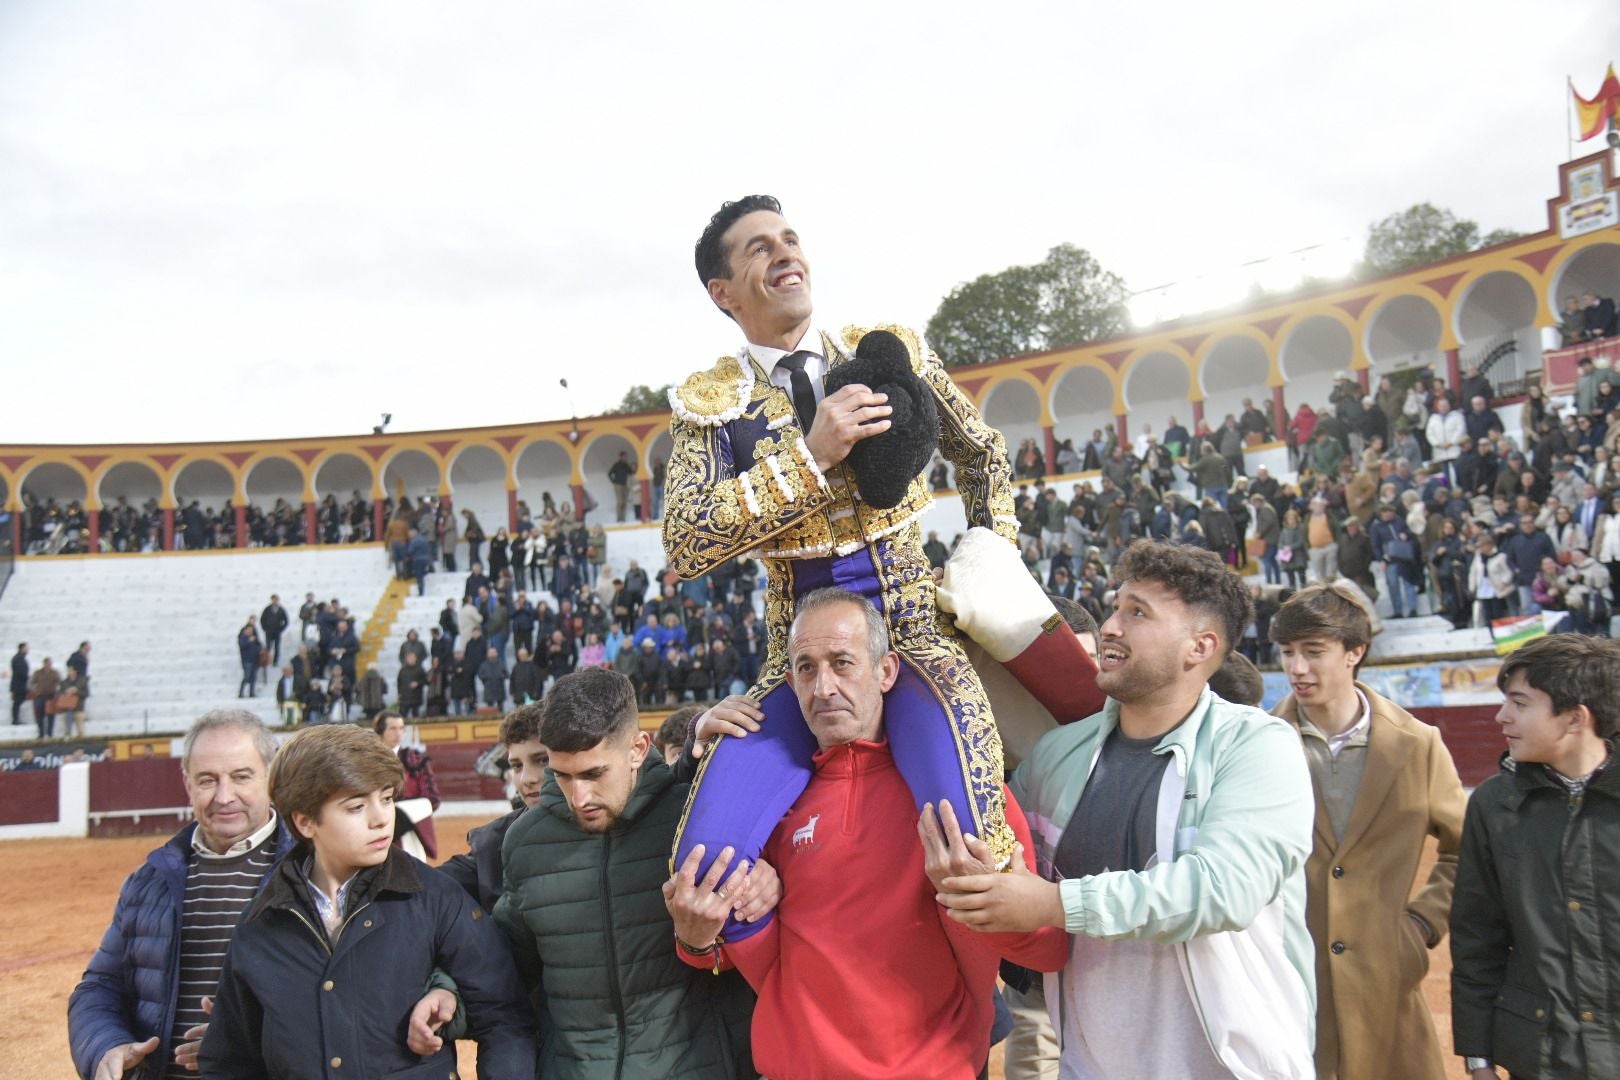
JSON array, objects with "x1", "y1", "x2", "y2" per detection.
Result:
[{"x1": 937, "y1": 540, "x2": 1317, "y2": 1080}]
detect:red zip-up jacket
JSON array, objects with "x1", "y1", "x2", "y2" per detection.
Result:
[{"x1": 681, "y1": 738, "x2": 1067, "y2": 1080}]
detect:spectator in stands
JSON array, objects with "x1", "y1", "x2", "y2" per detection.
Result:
[
  {"x1": 10, "y1": 643, "x2": 27, "y2": 727},
  {"x1": 260, "y1": 595, "x2": 288, "y2": 665},
  {"x1": 329, "y1": 618, "x2": 360, "y2": 685},
  {"x1": 1469, "y1": 534, "x2": 1515, "y2": 626},
  {"x1": 385, "y1": 511, "x2": 411, "y2": 578},
  {"x1": 406, "y1": 526, "x2": 432, "y2": 595},
  {"x1": 609, "y1": 450, "x2": 635, "y2": 522},
  {"x1": 478, "y1": 647, "x2": 508, "y2": 712},
  {"x1": 1371, "y1": 503, "x2": 1421, "y2": 619},
  {"x1": 68, "y1": 712, "x2": 299, "y2": 1080},
  {"x1": 394, "y1": 654, "x2": 424, "y2": 719},
  {"x1": 376, "y1": 710, "x2": 441, "y2": 810},
  {"x1": 447, "y1": 649, "x2": 474, "y2": 715},
  {"x1": 510, "y1": 646, "x2": 541, "y2": 704},
  {"x1": 632, "y1": 638, "x2": 662, "y2": 705},
  {"x1": 1561, "y1": 294, "x2": 1587, "y2": 345},
  {"x1": 237, "y1": 619, "x2": 263, "y2": 699},
  {"x1": 579, "y1": 632, "x2": 607, "y2": 671},
  {"x1": 1239, "y1": 398, "x2": 1271, "y2": 441},
  {"x1": 1337, "y1": 516, "x2": 1377, "y2": 600},
  {"x1": 300, "y1": 677, "x2": 328, "y2": 725},
  {"x1": 1305, "y1": 495, "x2": 1341, "y2": 584},
  {"x1": 274, "y1": 665, "x2": 302, "y2": 726},
  {"x1": 1504, "y1": 514, "x2": 1559, "y2": 615},
  {"x1": 461, "y1": 509, "x2": 486, "y2": 567},
  {"x1": 1279, "y1": 508, "x2": 1308, "y2": 590},
  {"x1": 1581, "y1": 290, "x2": 1618, "y2": 341}
]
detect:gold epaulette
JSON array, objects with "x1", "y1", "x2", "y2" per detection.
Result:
[
  {"x1": 668, "y1": 355, "x2": 755, "y2": 426},
  {"x1": 838, "y1": 323, "x2": 930, "y2": 374}
]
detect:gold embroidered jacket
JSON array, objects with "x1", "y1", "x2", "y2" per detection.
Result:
[{"x1": 662, "y1": 324, "x2": 1018, "y2": 578}]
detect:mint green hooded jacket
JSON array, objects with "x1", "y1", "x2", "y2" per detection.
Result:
[{"x1": 1012, "y1": 686, "x2": 1318, "y2": 1080}]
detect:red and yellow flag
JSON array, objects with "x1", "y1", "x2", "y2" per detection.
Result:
[{"x1": 1574, "y1": 64, "x2": 1620, "y2": 141}]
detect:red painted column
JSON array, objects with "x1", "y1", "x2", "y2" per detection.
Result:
[
  {"x1": 1445, "y1": 347, "x2": 1462, "y2": 395},
  {"x1": 372, "y1": 500, "x2": 384, "y2": 543},
  {"x1": 507, "y1": 489, "x2": 519, "y2": 533},
  {"x1": 639, "y1": 478, "x2": 653, "y2": 522},
  {"x1": 1271, "y1": 385, "x2": 1288, "y2": 438},
  {"x1": 1190, "y1": 400, "x2": 1205, "y2": 429},
  {"x1": 161, "y1": 508, "x2": 175, "y2": 551},
  {"x1": 1041, "y1": 424, "x2": 1056, "y2": 476},
  {"x1": 1356, "y1": 368, "x2": 1371, "y2": 393},
  {"x1": 303, "y1": 503, "x2": 317, "y2": 545},
  {"x1": 234, "y1": 504, "x2": 247, "y2": 548},
  {"x1": 1114, "y1": 413, "x2": 1128, "y2": 445},
  {"x1": 87, "y1": 510, "x2": 100, "y2": 554},
  {"x1": 571, "y1": 483, "x2": 588, "y2": 521}
]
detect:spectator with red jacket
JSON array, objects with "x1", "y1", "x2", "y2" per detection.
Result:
[{"x1": 665, "y1": 589, "x2": 1067, "y2": 1080}]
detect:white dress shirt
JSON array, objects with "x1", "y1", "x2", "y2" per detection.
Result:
[{"x1": 746, "y1": 324, "x2": 829, "y2": 408}]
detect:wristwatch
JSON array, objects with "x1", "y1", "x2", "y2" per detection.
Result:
[{"x1": 1465, "y1": 1057, "x2": 1492, "y2": 1072}]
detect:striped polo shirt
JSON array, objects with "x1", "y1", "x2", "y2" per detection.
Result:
[{"x1": 164, "y1": 813, "x2": 280, "y2": 1080}]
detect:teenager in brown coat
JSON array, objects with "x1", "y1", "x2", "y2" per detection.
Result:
[{"x1": 1271, "y1": 584, "x2": 1468, "y2": 1080}]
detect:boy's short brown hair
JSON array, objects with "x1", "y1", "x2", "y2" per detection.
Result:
[
  {"x1": 269, "y1": 724, "x2": 404, "y2": 824},
  {"x1": 1269, "y1": 583, "x2": 1374, "y2": 657},
  {"x1": 657, "y1": 704, "x2": 706, "y2": 754},
  {"x1": 500, "y1": 703, "x2": 545, "y2": 748},
  {"x1": 1498, "y1": 635, "x2": 1620, "y2": 738},
  {"x1": 1209, "y1": 651, "x2": 1266, "y2": 707}
]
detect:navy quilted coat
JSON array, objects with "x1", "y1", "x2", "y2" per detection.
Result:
[{"x1": 67, "y1": 820, "x2": 294, "y2": 1079}]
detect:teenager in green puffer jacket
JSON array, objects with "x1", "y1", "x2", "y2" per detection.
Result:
[{"x1": 495, "y1": 669, "x2": 763, "y2": 1079}]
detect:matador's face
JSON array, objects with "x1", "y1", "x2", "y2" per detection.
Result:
[{"x1": 711, "y1": 209, "x2": 813, "y2": 341}]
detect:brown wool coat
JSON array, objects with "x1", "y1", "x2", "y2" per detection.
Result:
[{"x1": 1273, "y1": 684, "x2": 1467, "y2": 1080}]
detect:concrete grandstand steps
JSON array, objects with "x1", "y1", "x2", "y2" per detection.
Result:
[{"x1": 0, "y1": 547, "x2": 392, "y2": 740}]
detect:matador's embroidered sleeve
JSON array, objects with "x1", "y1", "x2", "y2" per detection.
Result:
[
  {"x1": 918, "y1": 341, "x2": 1019, "y2": 544},
  {"x1": 662, "y1": 414, "x2": 834, "y2": 579}
]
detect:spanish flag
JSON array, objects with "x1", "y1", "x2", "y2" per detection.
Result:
[{"x1": 1573, "y1": 64, "x2": 1620, "y2": 141}]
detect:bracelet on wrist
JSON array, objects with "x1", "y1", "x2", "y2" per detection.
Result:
[{"x1": 674, "y1": 933, "x2": 719, "y2": 955}]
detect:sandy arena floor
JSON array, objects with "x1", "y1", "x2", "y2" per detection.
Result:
[{"x1": 3, "y1": 818, "x2": 1466, "y2": 1079}]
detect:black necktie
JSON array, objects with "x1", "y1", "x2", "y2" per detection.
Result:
[{"x1": 778, "y1": 351, "x2": 821, "y2": 434}]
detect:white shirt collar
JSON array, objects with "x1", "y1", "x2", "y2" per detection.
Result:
[
  {"x1": 746, "y1": 324, "x2": 827, "y2": 384},
  {"x1": 193, "y1": 809, "x2": 279, "y2": 860}
]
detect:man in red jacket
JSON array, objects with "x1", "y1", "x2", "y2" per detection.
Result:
[{"x1": 665, "y1": 587, "x2": 1068, "y2": 1080}]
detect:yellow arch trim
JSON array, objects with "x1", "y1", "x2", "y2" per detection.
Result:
[
  {"x1": 239, "y1": 451, "x2": 314, "y2": 503},
  {"x1": 1361, "y1": 289, "x2": 1449, "y2": 363},
  {"x1": 375, "y1": 442, "x2": 447, "y2": 499},
  {"x1": 979, "y1": 369, "x2": 1052, "y2": 425},
  {"x1": 306, "y1": 447, "x2": 382, "y2": 499},
  {"x1": 90, "y1": 456, "x2": 169, "y2": 509},
  {"x1": 1448, "y1": 264, "x2": 1542, "y2": 345},
  {"x1": 1275, "y1": 308, "x2": 1363, "y2": 380},
  {"x1": 444, "y1": 438, "x2": 517, "y2": 493},
  {"x1": 13, "y1": 454, "x2": 95, "y2": 504},
  {"x1": 1120, "y1": 345, "x2": 1196, "y2": 408},
  {"x1": 1193, "y1": 328, "x2": 1276, "y2": 395},
  {"x1": 1541, "y1": 235, "x2": 1620, "y2": 324},
  {"x1": 1048, "y1": 358, "x2": 1124, "y2": 418}
]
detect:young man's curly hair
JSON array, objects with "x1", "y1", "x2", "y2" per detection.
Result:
[{"x1": 1111, "y1": 540, "x2": 1253, "y2": 658}]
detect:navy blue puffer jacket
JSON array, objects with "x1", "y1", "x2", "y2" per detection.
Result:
[{"x1": 67, "y1": 820, "x2": 294, "y2": 1079}]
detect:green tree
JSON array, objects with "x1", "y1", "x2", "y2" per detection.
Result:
[
  {"x1": 925, "y1": 243, "x2": 1129, "y2": 368},
  {"x1": 603, "y1": 384, "x2": 673, "y2": 415},
  {"x1": 1358, "y1": 204, "x2": 1520, "y2": 277}
]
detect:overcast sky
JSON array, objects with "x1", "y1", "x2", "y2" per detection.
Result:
[{"x1": 3, "y1": 0, "x2": 1617, "y2": 446}]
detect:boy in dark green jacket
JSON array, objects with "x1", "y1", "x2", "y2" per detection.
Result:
[{"x1": 1451, "y1": 634, "x2": 1620, "y2": 1080}]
